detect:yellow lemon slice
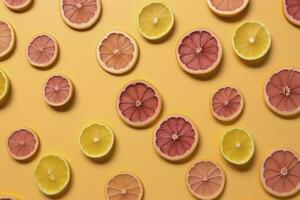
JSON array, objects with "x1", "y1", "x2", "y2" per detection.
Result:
[{"x1": 0, "y1": 69, "x2": 9, "y2": 104}]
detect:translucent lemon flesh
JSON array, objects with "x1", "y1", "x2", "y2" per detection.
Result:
[{"x1": 0, "y1": 70, "x2": 8, "y2": 100}]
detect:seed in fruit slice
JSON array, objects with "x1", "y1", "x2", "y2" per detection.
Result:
[
  {"x1": 220, "y1": 128, "x2": 254, "y2": 165},
  {"x1": 176, "y1": 29, "x2": 222, "y2": 75},
  {"x1": 207, "y1": 0, "x2": 249, "y2": 17},
  {"x1": 138, "y1": 2, "x2": 174, "y2": 41},
  {"x1": 283, "y1": 0, "x2": 300, "y2": 26},
  {"x1": 34, "y1": 155, "x2": 71, "y2": 196},
  {"x1": 186, "y1": 160, "x2": 225, "y2": 200},
  {"x1": 0, "y1": 195, "x2": 17, "y2": 200},
  {"x1": 0, "y1": 20, "x2": 15, "y2": 59},
  {"x1": 153, "y1": 115, "x2": 199, "y2": 161},
  {"x1": 60, "y1": 0, "x2": 101, "y2": 30},
  {"x1": 105, "y1": 172, "x2": 143, "y2": 200},
  {"x1": 0, "y1": 69, "x2": 9, "y2": 104},
  {"x1": 264, "y1": 68, "x2": 300, "y2": 117},
  {"x1": 3, "y1": 0, "x2": 32, "y2": 11},
  {"x1": 233, "y1": 21, "x2": 271, "y2": 61},
  {"x1": 96, "y1": 31, "x2": 138, "y2": 75},
  {"x1": 117, "y1": 80, "x2": 162, "y2": 128},
  {"x1": 26, "y1": 34, "x2": 58, "y2": 68},
  {"x1": 7, "y1": 128, "x2": 39, "y2": 161},
  {"x1": 260, "y1": 149, "x2": 300, "y2": 197},
  {"x1": 43, "y1": 74, "x2": 73, "y2": 107},
  {"x1": 211, "y1": 86, "x2": 244, "y2": 122}
]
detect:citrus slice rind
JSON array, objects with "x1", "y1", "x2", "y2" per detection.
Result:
[
  {"x1": 283, "y1": 0, "x2": 300, "y2": 26},
  {"x1": 207, "y1": 0, "x2": 249, "y2": 17},
  {"x1": 34, "y1": 155, "x2": 70, "y2": 196},
  {"x1": 260, "y1": 149, "x2": 300, "y2": 197},
  {"x1": 96, "y1": 31, "x2": 139, "y2": 75},
  {"x1": 233, "y1": 21, "x2": 271, "y2": 61},
  {"x1": 0, "y1": 20, "x2": 15, "y2": 59},
  {"x1": 211, "y1": 86, "x2": 244, "y2": 122},
  {"x1": 153, "y1": 115, "x2": 199, "y2": 161},
  {"x1": 3, "y1": 0, "x2": 32, "y2": 11},
  {"x1": 60, "y1": 0, "x2": 101, "y2": 30},
  {"x1": 105, "y1": 172, "x2": 143, "y2": 200},
  {"x1": 117, "y1": 80, "x2": 162, "y2": 128},
  {"x1": 0, "y1": 195, "x2": 17, "y2": 200},
  {"x1": 7, "y1": 128, "x2": 39, "y2": 161},
  {"x1": 0, "y1": 69, "x2": 10, "y2": 104},
  {"x1": 26, "y1": 34, "x2": 58, "y2": 68},
  {"x1": 220, "y1": 128, "x2": 255, "y2": 165},
  {"x1": 79, "y1": 122, "x2": 114, "y2": 159},
  {"x1": 264, "y1": 67, "x2": 300, "y2": 117},
  {"x1": 43, "y1": 74, "x2": 73, "y2": 107},
  {"x1": 138, "y1": 2, "x2": 174, "y2": 41},
  {"x1": 186, "y1": 160, "x2": 226, "y2": 200},
  {"x1": 176, "y1": 28, "x2": 222, "y2": 75}
]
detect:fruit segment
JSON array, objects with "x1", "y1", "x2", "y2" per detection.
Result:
[
  {"x1": 0, "y1": 20, "x2": 15, "y2": 59},
  {"x1": 0, "y1": 69, "x2": 9, "y2": 104},
  {"x1": 3, "y1": 0, "x2": 32, "y2": 11},
  {"x1": 283, "y1": 0, "x2": 300, "y2": 26},
  {"x1": 207, "y1": 0, "x2": 249, "y2": 16}
]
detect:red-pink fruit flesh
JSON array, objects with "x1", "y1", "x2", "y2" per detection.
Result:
[
  {"x1": 7, "y1": 128, "x2": 39, "y2": 161},
  {"x1": 211, "y1": 0, "x2": 245, "y2": 11},
  {"x1": 0, "y1": 20, "x2": 15, "y2": 59},
  {"x1": 260, "y1": 149, "x2": 300, "y2": 197},
  {"x1": 117, "y1": 80, "x2": 162, "y2": 128},
  {"x1": 264, "y1": 68, "x2": 300, "y2": 117},
  {"x1": 4, "y1": 0, "x2": 31, "y2": 11},
  {"x1": 283, "y1": 0, "x2": 300, "y2": 26},
  {"x1": 153, "y1": 115, "x2": 199, "y2": 161},
  {"x1": 177, "y1": 29, "x2": 222, "y2": 75}
]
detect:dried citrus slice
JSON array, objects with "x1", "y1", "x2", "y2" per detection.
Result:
[
  {"x1": 0, "y1": 69, "x2": 9, "y2": 104},
  {"x1": 26, "y1": 34, "x2": 58, "y2": 68},
  {"x1": 283, "y1": 0, "x2": 300, "y2": 26},
  {"x1": 176, "y1": 29, "x2": 222, "y2": 75},
  {"x1": 186, "y1": 160, "x2": 225, "y2": 200},
  {"x1": 207, "y1": 0, "x2": 249, "y2": 17},
  {"x1": 117, "y1": 80, "x2": 162, "y2": 128},
  {"x1": 3, "y1": 0, "x2": 32, "y2": 11},
  {"x1": 211, "y1": 86, "x2": 244, "y2": 122},
  {"x1": 0, "y1": 20, "x2": 15, "y2": 59},
  {"x1": 233, "y1": 21, "x2": 271, "y2": 61},
  {"x1": 7, "y1": 128, "x2": 39, "y2": 161},
  {"x1": 105, "y1": 172, "x2": 143, "y2": 200},
  {"x1": 34, "y1": 155, "x2": 71, "y2": 196},
  {"x1": 264, "y1": 68, "x2": 300, "y2": 117},
  {"x1": 96, "y1": 31, "x2": 138, "y2": 75},
  {"x1": 220, "y1": 128, "x2": 255, "y2": 165},
  {"x1": 153, "y1": 115, "x2": 199, "y2": 161},
  {"x1": 60, "y1": 0, "x2": 101, "y2": 30},
  {"x1": 43, "y1": 74, "x2": 73, "y2": 107},
  {"x1": 260, "y1": 149, "x2": 300, "y2": 197},
  {"x1": 138, "y1": 2, "x2": 174, "y2": 41}
]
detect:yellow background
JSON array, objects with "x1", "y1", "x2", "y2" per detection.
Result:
[{"x1": 0, "y1": 0, "x2": 300, "y2": 199}]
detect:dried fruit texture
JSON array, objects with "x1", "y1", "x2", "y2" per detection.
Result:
[
  {"x1": 283, "y1": 0, "x2": 300, "y2": 25},
  {"x1": 187, "y1": 160, "x2": 225, "y2": 200},
  {"x1": 265, "y1": 68, "x2": 300, "y2": 117},
  {"x1": 261, "y1": 149, "x2": 300, "y2": 197},
  {"x1": 4, "y1": 0, "x2": 31, "y2": 11},
  {"x1": 211, "y1": 0, "x2": 244, "y2": 11},
  {"x1": 0, "y1": 20, "x2": 14, "y2": 58},
  {"x1": 153, "y1": 116, "x2": 199, "y2": 161}
]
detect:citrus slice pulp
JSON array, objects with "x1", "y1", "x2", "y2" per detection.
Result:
[
  {"x1": 283, "y1": 0, "x2": 300, "y2": 26},
  {"x1": 207, "y1": 0, "x2": 249, "y2": 16},
  {"x1": 3, "y1": 0, "x2": 32, "y2": 11},
  {"x1": 0, "y1": 20, "x2": 15, "y2": 59},
  {"x1": 0, "y1": 69, "x2": 9, "y2": 104}
]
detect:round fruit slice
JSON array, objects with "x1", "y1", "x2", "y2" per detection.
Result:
[
  {"x1": 43, "y1": 74, "x2": 73, "y2": 107},
  {"x1": 264, "y1": 68, "x2": 300, "y2": 117},
  {"x1": 26, "y1": 34, "x2": 58, "y2": 68},
  {"x1": 0, "y1": 69, "x2": 9, "y2": 104},
  {"x1": 260, "y1": 149, "x2": 300, "y2": 197},
  {"x1": 96, "y1": 31, "x2": 138, "y2": 75},
  {"x1": 60, "y1": 0, "x2": 101, "y2": 30},
  {"x1": 220, "y1": 128, "x2": 255, "y2": 165},
  {"x1": 186, "y1": 160, "x2": 225, "y2": 200},
  {"x1": 3, "y1": 0, "x2": 32, "y2": 11},
  {"x1": 7, "y1": 128, "x2": 39, "y2": 161},
  {"x1": 138, "y1": 2, "x2": 174, "y2": 41},
  {"x1": 0, "y1": 20, "x2": 15, "y2": 59},
  {"x1": 211, "y1": 86, "x2": 244, "y2": 122},
  {"x1": 0, "y1": 195, "x2": 17, "y2": 200},
  {"x1": 79, "y1": 122, "x2": 114, "y2": 159},
  {"x1": 233, "y1": 21, "x2": 271, "y2": 61},
  {"x1": 153, "y1": 115, "x2": 199, "y2": 161},
  {"x1": 105, "y1": 172, "x2": 143, "y2": 200},
  {"x1": 176, "y1": 29, "x2": 222, "y2": 75},
  {"x1": 34, "y1": 155, "x2": 70, "y2": 196},
  {"x1": 117, "y1": 80, "x2": 162, "y2": 128},
  {"x1": 207, "y1": 0, "x2": 249, "y2": 17},
  {"x1": 283, "y1": 0, "x2": 300, "y2": 26}
]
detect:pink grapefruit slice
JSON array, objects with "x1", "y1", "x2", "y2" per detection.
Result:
[
  {"x1": 176, "y1": 28, "x2": 222, "y2": 75},
  {"x1": 60, "y1": 0, "x2": 101, "y2": 30},
  {"x1": 186, "y1": 160, "x2": 226, "y2": 200},
  {"x1": 43, "y1": 74, "x2": 73, "y2": 107},
  {"x1": 264, "y1": 68, "x2": 300, "y2": 117},
  {"x1": 117, "y1": 80, "x2": 162, "y2": 128},
  {"x1": 260, "y1": 149, "x2": 300, "y2": 197},
  {"x1": 3, "y1": 0, "x2": 32, "y2": 11},
  {"x1": 153, "y1": 115, "x2": 199, "y2": 161},
  {"x1": 207, "y1": 0, "x2": 249, "y2": 17},
  {"x1": 211, "y1": 86, "x2": 244, "y2": 122},
  {"x1": 283, "y1": 0, "x2": 300, "y2": 26},
  {"x1": 26, "y1": 34, "x2": 58, "y2": 68},
  {"x1": 7, "y1": 128, "x2": 39, "y2": 161},
  {"x1": 0, "y1": 196, "x2": 17, "y2": 200},
  {"x1": 0, "y1": 20, "x2": 15, "y2": 59},
  {"x1": 96, "y1": 31, "x2": 139, "y2": 75}
]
